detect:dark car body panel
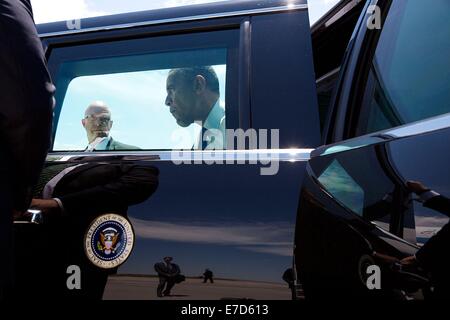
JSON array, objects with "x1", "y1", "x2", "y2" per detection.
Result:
[
  {"x1": 28, "y1": 0, "x2": 320, "y2": 299},
  {"x1": 295, "y1": 0, "x2": 450, "y2": 299}
]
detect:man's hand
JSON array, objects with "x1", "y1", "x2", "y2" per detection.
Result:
[
  {"x1": 406, "y1": 181, "x2": 429, "y2": 195},
  {"x1": 400, "y1": 256, "x2": 417, "y2": 266},
  {"x1": 30, "y1": 198, "x2": 61, "y2": 216}
]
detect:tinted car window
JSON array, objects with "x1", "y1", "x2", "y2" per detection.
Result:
[
  {"x1": 356, "y1": 0, "x2": 450, "y2": 136},
  {"x1": 312, "y1": 146, "x2": 405, "y2": 235},
  {"x1": 387, "y1": 128, "x2": 450, "y2": 245},
  {"x1": 316, "y1": 68, "x2": 340, "y2": 132},
  {"x1": 48, "y1": 29, "x2": 239, "y2": 151},
  {"x1": 312, "y1": 125, "x2": 450, "y2": 245},
  {"x1": 54, "y1": 52, "x2": 226, "y2": 151}
]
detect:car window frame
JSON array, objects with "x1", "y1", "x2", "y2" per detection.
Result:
[{"x1": 45, "y1": 24, "x2": 241, "y2": 153}]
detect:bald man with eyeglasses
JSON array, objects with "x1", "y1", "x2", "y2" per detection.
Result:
[{"x1": 82, "y1": 101, "x2": 140, "y2": 151}]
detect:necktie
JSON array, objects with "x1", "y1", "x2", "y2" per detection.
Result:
[
  {"x1": 201, "y1": 127, "x2": 208, "y2": 150},
  {"x1": 32, "y1": 163, "x2": 76, "y2": 197}
]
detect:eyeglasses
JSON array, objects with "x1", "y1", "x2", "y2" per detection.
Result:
[{"x1": 84, "y1": 114, "x2": 111, "y2": 124}]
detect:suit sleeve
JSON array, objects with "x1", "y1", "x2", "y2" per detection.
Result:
[
  {"x1": 416, "y1": 222, "x2": 450, "y2": 272},
  {"x1": 424, "y1": 195, "x2": 450, "y2": 218},
  {"x1": 0, "y1": 0, "x2": 54, "y2": 211},
  {"x1": 416, "y1": 195, "x2": 450, "y2": 271},
  {"x1": 59, "y1": 165, "x2": 159, "y2": 216},
  {"x1": 173, "y1": 264, "x2": 181, "y2": 276},
  {"x1": 154, "y1": 263, "x2": 170, "y2": 277}
]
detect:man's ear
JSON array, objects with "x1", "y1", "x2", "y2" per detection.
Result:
[
  {"x1": 108, "y1": 120, "x2": 113, "y2": 130},
  {"x1": 194, "y1": 75, "x2": 207, "y2": 94}
]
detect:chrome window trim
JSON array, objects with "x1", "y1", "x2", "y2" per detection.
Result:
[
  {"x1": 313, "y1": 112, "x2": 450, "y2": 158},
  {"x1": 38, "y1": 4, "x2": 308, "y2": 38},
  {"x1": 374, "y1": 224, "x2": 420, "y2": 251},
  {"x1": 46, "y1": 148, "x2": 312, "y2": 163},
  {"x1": 324, "y1": 0, "x2": 362, "y2": 28},
  {"x1": 383, "y1": 112, "x2": 450, "y2": 139},
  {"x1": 315, "y1": 67, "x2": 341, "y2": 85}
]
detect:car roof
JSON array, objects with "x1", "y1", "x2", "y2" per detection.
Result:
[{"x1": 36, "y1": 0, "x2": 308, "y2": 38}]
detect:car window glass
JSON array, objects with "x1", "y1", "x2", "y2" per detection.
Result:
[
  {"x1": 387, "y1": 130, "x2": 450, "y2": 246},
  {"x1": 318, "y1": 159, "x2": 364, "y2": 216},
  {"x1": 356, "y1": 0, "x2": 450, "y2": 136},
  {"x1": 316, "y1": 68, "x2": 340, "y2": 132},
  {"x1": 47, "y1": 28, "x2": 239, "y2": 151},
  {"x1": 53, "y1": 48, "x2": 227, "y2": 151},
  {"x1": 313, "y1": 147, "x2": 406, "y2": 235}
]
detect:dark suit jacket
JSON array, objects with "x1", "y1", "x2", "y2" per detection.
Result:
[
  {"x1": 423, "y1": 195, "x2": 450, "y2": 218},
  {"x1": 1, "y1": 0, "x2": 54, "y2": 299},
  {"x1": 416, "y1": 195, "x2": 450, "y2": 274},
  {"x1": 52, "y1": 162, "x2": 158, "y2": 219},
  {"x1": 105, "y1": 137, "x2": 140, "y2": 151},
  {"x1": 0, "y1": 0, "x2": 54, "y2": 211},
  {"x1": 415, "y1": 195, "x2": 450, "y2": 298},
  {"x1": 154, "y1": 262, "x2": 181, "y2": 278}
]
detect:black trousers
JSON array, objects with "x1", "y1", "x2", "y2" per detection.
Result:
[
  {"x1": 0, "y1": 179, "x2": 13, "y2": 300},
  {"x1": 157, "y1": 276, "x2": 176, "y2": 296},
  {"x1": 1, "y1": 0, "x2": 54, "y2": 300}
]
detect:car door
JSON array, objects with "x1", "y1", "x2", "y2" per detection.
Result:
[
  {"x1": 295, "y1": 0, "x2": 450, "y2": 299},
  {"x1": 22, "y1": 0, "x2": 320, "y2": 300}
]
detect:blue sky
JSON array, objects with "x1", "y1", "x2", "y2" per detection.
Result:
[{"x1": 31, "y1": 0, "x2": 340, "y2": 25}]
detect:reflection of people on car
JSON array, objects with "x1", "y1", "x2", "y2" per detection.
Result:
[
  {"x1": 165, "y1": 67, "x2": 225, "y2": 149},
  {"x1": 82, "y1": 101, "x2": 140, "y2": 151},
  {"x1": 401, "y1": 180, "x2": 450, "y2": 299},
  {"x1": 203, "y1": 268, "x2": 214, "y2": 283},
  {"x1": 154, "y1": 256, "x2": 182, "y2": 297},
  {"x1": 15, "y1": 162, "x2": 159, "y2": 299}
]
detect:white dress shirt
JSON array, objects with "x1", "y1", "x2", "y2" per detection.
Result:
[
  {"x1": 86, "y1": 136, "x2": 111, "y2": 151},
  {"x1": 196, "y1": 100, "x2": 226, "y2": 149}
]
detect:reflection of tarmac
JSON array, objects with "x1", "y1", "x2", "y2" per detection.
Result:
[{"x1": 103, "y1": 275, "x2": 291, "y2": 300}]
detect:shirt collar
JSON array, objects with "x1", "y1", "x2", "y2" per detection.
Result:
[
  {"x1": 204, "y1": 100, "x2": 224, "y2": 130},
  {"x1": 87, "y1": 136, "x2": 110, "y2": 151}
]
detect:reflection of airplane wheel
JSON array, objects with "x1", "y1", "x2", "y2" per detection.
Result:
[{"x1": 358, "y1": 254, "x2": 376, "y2": 287}]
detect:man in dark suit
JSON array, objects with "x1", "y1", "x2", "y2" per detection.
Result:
[
  {"x1": 154, "y1": 256, "x2": 181, "y2": 297},
  {"x1": 0, "y1": 0, "x2": 54, "y2": 299},
  {"x1": 401, "y1": 181, "x2": 450, "y2": 299},
  {"x1": 14, "y1": 161, "x2": 159, "y2": 299},
  {"x1": 82, "y1": 101, "x2": 140, "y2": 151}
]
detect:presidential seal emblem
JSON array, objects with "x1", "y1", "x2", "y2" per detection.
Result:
[{"x1": 84, "y1": 213, "x2": 134, "y2": 269}]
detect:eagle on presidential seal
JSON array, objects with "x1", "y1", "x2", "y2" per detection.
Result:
[{"x1": 97, "y1": 227, "x2": 121, "y2": 255}]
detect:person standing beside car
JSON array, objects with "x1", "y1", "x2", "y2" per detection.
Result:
[
  {"x1": 401, "y1": 181, "x2": 450, "y2": 299},
  {"x1": 0, "y1": 0, "x2": 54, "y2": 299},
  {"x1": 154, "y1": 256, "x2": 181, "y2": 297}
]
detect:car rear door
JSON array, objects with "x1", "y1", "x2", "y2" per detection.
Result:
[{"x1": 30, "y1": 0, "x2": 320, "y2": 300}]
